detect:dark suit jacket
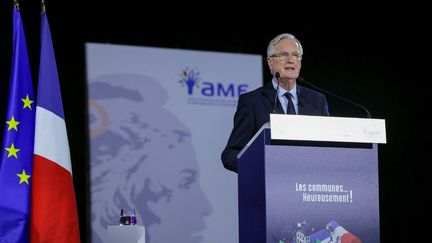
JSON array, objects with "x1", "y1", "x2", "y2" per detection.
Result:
[{"x1": 221, "y1": 81, "x2": 329, "y2": 172}]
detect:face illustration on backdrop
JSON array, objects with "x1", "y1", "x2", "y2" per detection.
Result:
[{"x1": 88, "y1": 74, "x2": 212, "y2": 243}]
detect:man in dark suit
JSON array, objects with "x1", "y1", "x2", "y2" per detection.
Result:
[{"x1": 221, "y1": 33, "x2": 329, "y2": 173}]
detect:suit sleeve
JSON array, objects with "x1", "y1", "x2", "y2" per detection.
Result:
[{"x1": 221, "y1": 94, "x2": 256, "y2": 173}]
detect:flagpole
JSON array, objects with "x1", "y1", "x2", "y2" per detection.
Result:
[{"x1": 41, "y1": 0, "x2": 45, "y2": 13}]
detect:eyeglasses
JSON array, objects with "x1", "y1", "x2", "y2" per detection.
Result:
[{"x1": 269, "y1": 51, "x2": 302, "y2": 61}]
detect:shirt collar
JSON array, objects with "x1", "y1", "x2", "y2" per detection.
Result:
[{"x1": 272, "y1": 78, "x2": 298, "y2": 101}]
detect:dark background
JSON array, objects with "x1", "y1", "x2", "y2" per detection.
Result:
[{"x1": 1, "y1": 2, "x2": 426, "y2": 242}]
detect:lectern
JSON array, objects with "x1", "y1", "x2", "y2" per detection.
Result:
[
  {"x1": 238, "y1": 114, "x2": 386, "y2": 243},
  {"x1": 107, "y1": 225, "x2": 146, "y2": 243}
]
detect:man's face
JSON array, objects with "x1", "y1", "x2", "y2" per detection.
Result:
[{"x1": 267, "y1": 38, "x2": 302, "y2": 80}]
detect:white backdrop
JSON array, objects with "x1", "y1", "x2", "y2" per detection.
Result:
[{"x1": 85, "y1": 43, "x2": 262, "y2": 243}]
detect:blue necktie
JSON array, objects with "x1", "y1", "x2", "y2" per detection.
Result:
[{"x1": 284, "y1": 92, "x2": 296, "y2": 114}]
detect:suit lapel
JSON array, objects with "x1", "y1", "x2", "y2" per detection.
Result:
[
  {"x1": 260, "y1": 82, "x2": 284, "y2": 114},
  {"x1": 297, "y1": 85, "x2": 320, "y2": 115},
  {"x1": 298, "y1": 85, "x2": 308, "y2": 115}
]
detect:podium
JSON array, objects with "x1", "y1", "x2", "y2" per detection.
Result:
[
  {"x1": 238, "y1": 114, "x2": 386, "y2": 243},
  {"x1": 107, "y1": 225, "x2": 146, "y2": 243}
]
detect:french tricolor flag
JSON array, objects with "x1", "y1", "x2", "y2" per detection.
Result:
[{"x1": 30, "y1": 10, "x2": 80, "y2": 243}]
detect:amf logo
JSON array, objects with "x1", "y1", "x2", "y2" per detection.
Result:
[{"x1": 178, "y1": 67, "x2": 248, "y2": 105}]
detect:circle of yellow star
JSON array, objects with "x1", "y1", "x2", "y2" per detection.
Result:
[
  {"x1": 5, "y1": 143, "x2": 20, "y2": 158},
  {"x1": 6, "y1": 116, "x2": 20, "y2": 131},
  {"x1": 17, "y1": 169, "x2": 31, "y2": 185},
  {"x1": 21, "y1": 94, "x2": 34, "y2": 110}
]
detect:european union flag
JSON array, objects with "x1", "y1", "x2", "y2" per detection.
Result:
[{"x1": 0, "y1": 7, "x2": 35, "y2": 243}]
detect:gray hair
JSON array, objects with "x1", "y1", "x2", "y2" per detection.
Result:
[{"x1": 267, "y1": 33, "x2": 303, "y2": 58}]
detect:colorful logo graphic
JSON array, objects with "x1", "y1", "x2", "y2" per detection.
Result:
[
  {"x1": 179, "y1": 67, "x2": 201, "y2": 95},
  {"x1": 276, "y1": 220, "x2": 361, "y2": 243}
]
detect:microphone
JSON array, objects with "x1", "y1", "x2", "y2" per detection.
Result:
[
  {"x1": 297, "y1": 76, "x2": 372, "y2": 118},
  {"x1": 273, "y1": 72, "x2": 281, "y2": 113}
]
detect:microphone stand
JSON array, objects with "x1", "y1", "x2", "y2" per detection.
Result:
[
  {"x1": 273, "y1": 72, "x2": 281, "y2": 113},
  {"x1": 298, "y1": 77, "x2": 372, "y2": 118}
]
